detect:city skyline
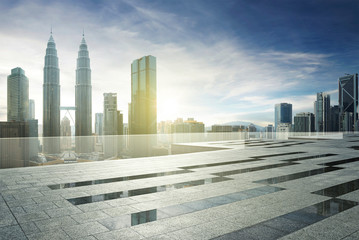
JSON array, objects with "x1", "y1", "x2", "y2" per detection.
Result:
[{"x1": 1, "y1": 1, "x2": 359, "y2": 127}]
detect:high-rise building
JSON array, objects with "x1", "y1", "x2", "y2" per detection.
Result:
[
  {"x1": 0, "y1": 122, "x2": 29, "y2": 168},
  {"x1": 95, "y1": 113, "x2": 103, "y2": 136},
  {"x1": 61, "y1": 116, "x2": 72, "y2": 150},
  {"x1": 103, "y1": 93, "x2": 119, "y2": 135},
  {"x1": 274, "y1": 103, "x2": 292, "y2": 131},
  {"x1": 7, "y1": 67, "x2": 29, "y2": 121},
  {"x1": 129, "y1": 55, "x2": 157, "y2": 135},
  {"x1": 265, "y1": 124, "x2": 274, "y2": 139},
  {"x1": 294, "y1": 112, "x2": 315, "y2": 132},
  {"x1": 171, "y1": 118, "x2": 205, "y2": 133},
  {"x1": 75, "y1": 33, "x2": 92, "y2": 153},
  {"x1": 339, "y1": 74, "x2": 358, "y2": 131},
  {"x1": 75, "y1": 33, "x2": 92, "y2": 137},
  {"x1": 330, "y1": 105, "x2": 340, "y2": 132},
  {"x1": 314, "y1": 92, "x2": 330, "y2": 132},
  {"x1": 29, "y1": 99, "x2": 35, "y2": 120},
  {"x1": 43, "y1": 32, "x2": 60, "y2": 153}
]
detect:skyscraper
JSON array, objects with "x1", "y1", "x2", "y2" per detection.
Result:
[
  {"x1": 95, "y1": 113, "x2": 103, "y2": 136},
  {"x1": 7, "y1": 67, "x2": 29, "y2": 121},
  {"x1": 75, "y1": 33, "x2": 92, "y2": 153},
  {"x1": 29, "y1": 99, "x2": 35, "y2": 120},
  {"x1": 294, "y1": 112, "x2": 315, "y2": 132},
  {"x1": 43, "y1": 31, "x2": 60, "y2": 153},
  {"x1": 129, "y1": 55, "x2": 157, "y2": 135},
  {"x1": 330, "y1": 105, "x2": 340, "y2": 132},
  {"x1": 314, "y1": 92, "x2": 330, "y2": 132},
  {"x1": 61, "y1": 116, "x2": 72, "y2": 150},
  {"x1": 339, "y1": 74, "x2": 358, "y2": 131},
  {"x1": 75, "y1": 33, "x2": 92, "y2": 137},
  {"x1": 274, "y1": 103, "x2": 292, "y2": 131},
  {"x1": 103, "y1": 93, "x2": 118, "y2": 135}
]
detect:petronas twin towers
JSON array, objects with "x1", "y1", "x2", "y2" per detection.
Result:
[{"x1": 43, "y1": 31, "x2": 92, "y2": 153}]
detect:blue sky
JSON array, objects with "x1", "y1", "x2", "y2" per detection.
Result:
[{"x1": 0, "y1": 0, "x2": 358, "y2": 126}]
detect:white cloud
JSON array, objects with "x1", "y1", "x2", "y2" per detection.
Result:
[{"x1": 0, "y1": 1, "x2": 334, "y2": 128}]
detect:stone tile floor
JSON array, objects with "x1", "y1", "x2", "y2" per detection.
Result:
[{"x1": 1, "y1": 135, "x2": 359, "y2": 239}]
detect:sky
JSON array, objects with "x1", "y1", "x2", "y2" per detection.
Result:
[{"x1": 1, "y1": 0, "x2": 359, "y2": 127}]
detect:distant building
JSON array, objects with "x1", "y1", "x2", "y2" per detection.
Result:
[
  {"x1": 43, "y1": 32, "x2": 61, "y2": 153},
  {"x1": 103, "y1": 93, "x2": 120, "y2": 135},
  {"x1": 103, "y1": 93, "x2": 124, "y2": 158},
  {"x1": 158, "y1": 121, "x2": 172, "y2": 134},
  {"x1": 61, "y1": 116, "x2": 72, "y2": 150},
  {"x1": 29, "y1": 99, "x2": 35, "y2": 120},
  {"x1": 330, "y1": 105, "x2": 340, "y2": 132},
  {"x1": 232, "y1": 125, "x2": 247, "y2": 132},
  {"x1": 0, "y1": 122, "x2": 29, "y2": 168},
  {"x1": 339, "y1": 74, "x2": 358, "y2": 131},
  {"x1": 294, "y1": 112, "x2": 315, "y2": 132},
  {"x1": 7, "y1": 67, "x2": 29, "y2": 121},
  {"x1": 129, "y1": 55, "x2": 157, "y2": 135},
  {"x1": 95, "y1": 113, "x2": 104, "y2": 136},
  {"x1": 277, "y1": 123, "x2": 291, "y2": 133},
  {"x1": 265, "y1": 124, "x2": 274, "y2": 139},
  {"x1": 275, "y1": 103, "x2": 292, "y2": 131},
  {"x1": 247, "y1": 124, "x2": 257, "y2": 132},
  {"x1": 171, "y1": 118, "x2": 205, "y2": 133},
  {"x1": 75, "y1": 33, "x2": 92, "y2": 137},
  {"x1": 314, "y1": 92, "x2": 330, "y2": 132},
  {"x1": 211, "y1": 125, "x2": 233, "y2": 132}
]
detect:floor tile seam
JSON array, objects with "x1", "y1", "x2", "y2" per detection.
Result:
[
  {"x1": 253, "y1": 167, "x2": 345, "y2": 185},
  {"x1": 221, "y1": 198, "x2": 358, "y2": 240},
  {"x1": 2, "y1": 193, "x2": 29, "y2": 240}
]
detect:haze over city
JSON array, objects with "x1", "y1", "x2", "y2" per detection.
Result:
[{"x1": 1, "y1": 0, "x2": 359, "y2": 126}]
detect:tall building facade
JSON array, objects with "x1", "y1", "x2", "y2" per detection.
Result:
[
  {"x1": 29, "y1": 99, "x2": 35, "y2": 120},
  {"x1": 7, "y1": 67, "x2": 29, "y2": 121},
  {"x1": 265, "y1": 124, "x2": 274, "y2": 139},
  {"x1": 61, "y1": 116, "x2": 72, "y2": 150},
  {"x1": 274, "y1": 103, "x2": 292, "y2": 131},
  {"x1": 75, "y1": 34, "x2": 92, "y2": 153},
  {"x1": 103, "y1": 93, "x2": 119, "y2": 135},
  {"x1": 95, "y1": 113, "x2": 103, "y2": 136},
  {"x1": 314, "y1": 92, "x2": 331, "y2": 132},
  {"x1": 330, "y1": 105, "x2": 340, "y2": 132},
  {"x1": 294, "y1": 112, "x2": 315, "y2": 132},
  {"x1": 0, "y1": 122, "x2": 29, "y2": 168},
  {"x1": 43, "y1": 32, "x2": 60, "y2": 153},
  {"x1": 339, "y1": 74, "x2": 358, "y2": 131},
  {"x1": 129, "y1": 55, "x2": 157, "y2": 135},
  {"x1": 75, "y1": 34, "x2": 92, "y2": 137}
]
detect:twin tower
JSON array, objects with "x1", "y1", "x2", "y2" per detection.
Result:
[{"x1": 43, "y1": 32, "x2": 92, "y2": 153}]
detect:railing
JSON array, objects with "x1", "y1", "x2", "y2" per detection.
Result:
[{"x1": 0, "y1": 131, "x2": 346, "y2": 169}]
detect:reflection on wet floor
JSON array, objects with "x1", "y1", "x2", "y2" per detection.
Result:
[
  {"x1": 180, "y1": 158, "x2": 266, "y2": 170},
  {"x1": 180, "y1": 153, "x2": 336, "y2": 173},
  {"x1": 212, "y1": 198, "x2": 358, "y2": 240},
  {"x1": 213, "y1": 162, "x2": 299, "y2": 177},
  {"x1": 281, "y1": 153, "x2": 337, "y2": 162},
  {"x1": 67, "y1": 176, "x2": 232, "y2": 205},
  {"x1": 249, "y1": 152, "x2": 306, "y2": 159},
  {"x1": 48, "y1": 169, "x2": 193, "y2": 190},
  {"x1": 312, "y1": 179, "x2": 359, "y2": 197},
  {"x1": 320, "y1": 157, "x2": 359, "y2": 166},
  {"x1": 98, "y1": 186, "x2": 285, "y2": 229},
  {"x1": 253, "y1": 167, "x2": 342, "y2": 184},
  {"x1": 349, "y1": 146, "x2": 359, "y2": 150},
  {"x1": 266, "y1": 142, "x2": 314, "y2": 148}
]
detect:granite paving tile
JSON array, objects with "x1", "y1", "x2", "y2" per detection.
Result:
[{"x1": 62, "y1": 221, "x2": 109, "y2": 238}]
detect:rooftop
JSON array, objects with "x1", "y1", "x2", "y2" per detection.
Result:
[{"x1": 1, "y1": 136, "x2": 359, "y2": 239}]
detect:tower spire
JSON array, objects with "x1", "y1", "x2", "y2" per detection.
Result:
[{"x1": 51, "y1": 25, "x2": 52, "y2": 35}]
